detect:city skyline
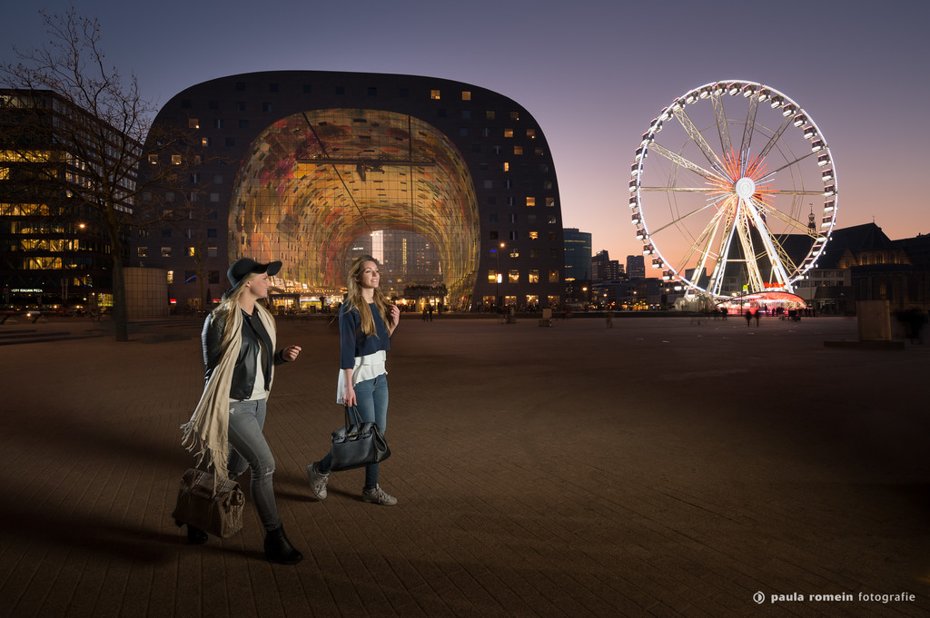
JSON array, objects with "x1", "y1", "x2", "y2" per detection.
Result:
[{"x1": 2, "y1": 0, "x2": 928, "y2": 263}]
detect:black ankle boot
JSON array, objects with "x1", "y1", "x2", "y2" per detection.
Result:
[
  {"x1": 176, "y1": 519, "x2": 208, "y2": 545},
  {"x1": 264, "y1": 525, "x2": 302, "y2": 564}
]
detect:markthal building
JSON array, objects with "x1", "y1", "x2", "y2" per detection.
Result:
[{"x1": 136, "y1": 71, "x2": 565, "y2": 311}]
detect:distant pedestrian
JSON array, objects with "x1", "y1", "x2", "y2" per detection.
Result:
[
  {"x1": 180, "y1": 257, "x2": 304, "y2": 564},
  {"x1": 744, "y1": 310, "x2": 752, "y2": 327},
  {"x1": 606, "y1": 311, "x2": 614, "y2": 328},
  {"x1": 306, "y1": 255, "x2": 400, "y2": 506},
  {"x1": 753, "y1": 310, "x2": 760, "y2": 327},
  {"x1": 427, "y1": 304, "x2": 434, "y2": 322}
]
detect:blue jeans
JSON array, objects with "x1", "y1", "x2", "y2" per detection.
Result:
[
  {"x1": 318, "y1": 374, "x2": 388, "y2": 489},
  {"x1": 227, "y1": 399, "x2": 280, "y2": 531}
]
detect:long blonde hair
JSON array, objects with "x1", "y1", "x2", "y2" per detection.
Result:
[{"x1": 345, "y1": 255, "x2": 393, "y2": 336}]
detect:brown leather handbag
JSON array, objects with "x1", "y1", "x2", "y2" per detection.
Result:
[{"x1": 171, "y1": 468, "x2": 245, "y2": 538}]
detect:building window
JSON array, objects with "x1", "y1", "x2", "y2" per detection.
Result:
[
  {"x1": 213, "y1": 175, "x2": 224, "y2": 184},
  {"x1": 462, "y1": 110, "x2": 471, "y2": 120},
  {"x1": 210, "y1": 192, "x2": 220, "y2": 203},
  {"x1": 529, "y1": 231, "x2": 539, "y2": 240},
  {"x1": 529, "y1": 269, "x2": 540, "y2": 283},
  {"x1": 207, "y1": 246, "x2": 218, "y2": 258},
  {"x1": 503, "y1": 162, "x2": 510, "y2": 172},
  {"x1": 137, "y1": 246, "x2": 148, "y2": 257},
  {"x1": 184, "y1": 270, "x2": 196, "y2": 283},
  {"x1": 489, "y1": 230, "x2": 499, "y2": 240},
  {"x1": 262, "y1": 102, "x2": 272, "y2": 112},
  {"x1": 483, "y1": 180, "x2": 494, "y2": 189},
  {"x1": 461, "y1": 90, "x2": 471, "y2": 101},
  {"x1": 166, "y1": 270, "x2": 174, "y2": 284},
  {"x1": 509, "y1": 231, "x2": 518, "y2": 241},
  {"x1": 269, "y1": 83, "x2": 279, "y2": 92},
  {"x1": 161, "y1": 228, "x2": 171, "y2": 238},
  {"x1": 207, "y1": 228, "x2": 217, "y2": 238},
  {"x1": 238, "y1": 119, "x2": 249, "y2": 129},
  {"x1": 549, "y1": 270, "x2": 559, "y2": 283},
  {"x1": 509, "y1": 247, "x2": 520, "y2": 258},
  {"x1": 188, "y1": 246, "x2": 196, "y2": 257},
  {"x1": 487, "y1": 269, "x2": 498, "y2": 284},
  {"x1": 546, "y1": 197, "x2": 556, "y2": 207},
  {"x1": 225, "y1": 137, "x2": 236, "y2": 147},
  {"x1": 526, "y1": 128, "x2": 536, "y2": 139},
  {"x1": 161, "y1": 246, "x2": 172, "y2": 257},
  {"x1": 188, "y1": 118, "x2": 200, "y2": 129},
  {"x1": 486, "y1": 110, "x2": 496, "y2": 120},
  {"x1": 237, "y1": 101, "x2": 247, "y2": 111},
  {"x1": 489, "y1": 213, "x2": 498, "y2": 223},
  {"x1": 514, "y1": 146, "x2": 523, "y2": 155},
  {"x1": 547, "y1": 215, "x2": 557, "y2": 224},
  {"x1": 214, "y1": 118, "x2": 223, "y2": 129},
  {"x1": 526, "y1": 197, "x2": 536, "y2": 207},
  {"x1": 510, "y1": 111, "x2": 520, "y2": 121},
  {"x1": 171, "y1": 154, "x2": 182, "y2": 165},
  {"x1": 209, "y1": 270, "x2": 220, "y2": 284},
  {"x1": 544, "y1": 181, "x2": 553, "y2": 190},
  {"x1": 535, "y1": 147, "x2": 545, "y2": 156},
  {"x1": 504, "y1": 129, "x2": 514, "y2": 138},
  {"x1": 367, "y1": 87, "x2": 377, "y2": 96},
  {"x1": 148, "y1": 154, "x2": 158, "y2": 165},
  {"x1": 430, "y1": 89, "x2": 441, "y2": 100},
  {"x1": 508, "y1": 270, "x2": 520, "y2": 284},
  {"x1": 548, "y1": 231, "x2": 557, "y2": 241}
]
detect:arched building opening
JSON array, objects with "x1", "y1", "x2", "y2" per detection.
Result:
[{"x1": 230, "y1": 109, "x2": 478, "y2": 309}]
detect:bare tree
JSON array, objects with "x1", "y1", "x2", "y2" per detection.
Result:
[{"x1": 1, "y1": 9, "x2": 156, "y2": 341}]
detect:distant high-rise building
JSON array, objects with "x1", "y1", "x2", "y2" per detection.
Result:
[
  {"x1": 626, "y1": 255, "x2": 646, "y2": 279},
  {"x1": 563, "y1": 228, "x2": 592, "y2": 281},
  {"x1": 592, "y1": 249, "x2": 624, "y2": 282}
]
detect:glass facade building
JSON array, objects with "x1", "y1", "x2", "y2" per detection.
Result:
[
  {"x1": 136, "y1": 71, "x2": 565, "y2": 311},
  {"x1": 563, "y1": 228, "x2": 592, "y2": 281}
]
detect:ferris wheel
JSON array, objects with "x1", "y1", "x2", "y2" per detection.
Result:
[{"x1": 629, "y1": 80, "x2": 837, "y2": 298}]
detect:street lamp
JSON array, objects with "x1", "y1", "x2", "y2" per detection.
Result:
[{"x1": 496, "y1": 242, "x2": 505, "y2": 308}]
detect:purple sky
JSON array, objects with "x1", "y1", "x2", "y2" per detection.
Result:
[{"x1": 3, "y1": 0, "x2": 928, "y2": 262}]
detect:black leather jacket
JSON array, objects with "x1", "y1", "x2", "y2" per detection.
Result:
[{"x1": 202, "y1": 309, "x2": 287, "y2": 400}]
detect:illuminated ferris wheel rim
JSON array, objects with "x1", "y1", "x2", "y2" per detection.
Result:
[{"x1": 629, "y1": 79, "x2": 838, "y2": 298}]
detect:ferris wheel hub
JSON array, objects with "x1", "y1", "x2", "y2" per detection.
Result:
[{"x1": 734, "y1": 177, "x2": 756, "y2": 200}]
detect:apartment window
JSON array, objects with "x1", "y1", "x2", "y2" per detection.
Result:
[
  {"x1": 187, "y1": 246, "x2": 196, "y2": 257},
  {"x1": 503, "y1": 129, "x2": 514, "y2": 138},
  {"x1": 184, "y1": 270, "x2": 196, "y2": 282},
  {"x1": 137, "y1": 247, "x2": 148, "y2": 257},
  {"x1": 535, "y1": 147, "x2": 545, "y2": 156},
  {"x1": 529, "y1": 269, "x2": 540, "y2": 283},
  {"x1": 546, "y1": 197, "x2": 556, "y2": 207},
  {"x1": 238, "y1": 119, "x2": 249, "y2": 129},
  {"x1": 367, "y1": 87, "x2": 377, "y2": 96},
  {"x1": 510, "y1": 111, "x2": 520, "y2": 121},
  {"x1": 529, "y1": 231, "x2": 539, "y2": 240},
  {"x1": 483, "y1": 180, "x2": 494, "y2": 189},
  {"x1": 166, "y1": 270, "x2": 174, "y2": 284},
  {"x1": 161, "y1": 246, "x2": 172, "y2": 257},
  {"x1": 210, "y1": 192, "x2": 220, "y2": 203},
  {"x1": 548, "y1": 231, "x2": 557, "y2": 241},
  {"x1": 489, "y1": 213, "x2": 498, "y2": 223},
  {"x1": 489, "y1": 230, "x2": 499, "y2": 240},
  {"x1": 214, "y1": 118, "x2": 223, "y2": 129},
  {"x1": 188, "y1": 118, "x2": 200, "y2": 129},
  {"x1": 430, "y1": 89, "x2": 441, "y2": 100},
  {"x1": 237, "y1": 101, "x2": 247, "y2": 111},
  {"x1": 503, "y1": 162, "x2": 510, "y2": 172},
  {"x1": 268, "y1": 83, "x2": 279, "y2": 92},
  {"x1": 486, "y1": 110, "x2": 496, "y2": 120},
  {"x1": 547, "y1": 215, "x2": 557, "y2": 224},
  {"x1": 462, "y1": 110, "x2": 471, "y2": 120},
  {"x1": 527, "y1": 214, "x2": 537, "y2": 224},
  {"x1": 207, "y1": 246, "x2": 218, "y2": 258},
  {"x1": 262, "y1": 102, "x2": 272, "y2": 112},
  {"x1": 201, "y1": 137, "x2": 209, "y2": 147},
  {"x1": 514, "y1": 146, "x2": 523, "y2": 155},
  {"x1": 509, "y1": 231, "x2": 518, "y2": 241},
  {"x1": 526, "y1": 128, "x2": 536, "y2": 139},
  {"x1": 509, "y1": 213, "x2": 517, "y2": 224},
  {"x1": 487, "y1": 269, "x2": 498, "y2": 284},
  {"x1": 526, "y1": 197, "x2": 536, "y2": 207},
  {"x1": 142, "y1": 191, "x2": 151, "y2": 202},
  {"x1": 148, "y1": 154, "x2": 158, "y2": 165},
  {"x1": 208, "y1": 270, "x2": 220, "y2": 284},
  {"x1": 190, "y1": 173, "x2": 200, "y2": 184},
  {"x1": 207, "y1": 228, "x2": 217, "y2": 238},
  {"x1": 171, "y1": 154, "x2": 182, "y2": 165},
  {"x1": 461, "y1": 90, "x2": 472, "y2": 101},
  {"x1": 508, "y1": 270, "x2": 520, "y2": 284},
  {"x1": 459, "y1": 127, "x2": 469, "y2": 137},
  {"x1": 213, "y1": 175, "x2": 224, "y2": 184},
  {"x1": 549, "y1": 270, "x2": 560, "y2": 283},
  {"x1": 509, "y1": 248, "x2": 520, "y2": 258},
  {"x1": 161, "y1": 228, "x2": 171, "y2": 238},
  {"x1": 544, "y1": 181, "x2": 553, "y2": 190}
]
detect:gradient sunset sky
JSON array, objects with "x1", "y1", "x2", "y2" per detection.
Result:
[{"x1": 3, "y1": 0, "x2": 928, "y2": 262}]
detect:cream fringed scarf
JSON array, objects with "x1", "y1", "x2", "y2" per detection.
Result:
[{"x1": 180, "y1": 302, "x2": 277, "y2": 486}]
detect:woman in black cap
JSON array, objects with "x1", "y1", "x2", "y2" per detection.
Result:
[{"x1": 180, "y1": 257, "x2": 304, "y2": 564}]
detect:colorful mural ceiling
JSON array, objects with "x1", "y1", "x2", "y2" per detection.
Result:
[{"x1": 229, "y1": 109, "x2": 479, "y2": 307}]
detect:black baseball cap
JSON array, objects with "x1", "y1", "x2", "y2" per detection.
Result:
[{"x1": 226, "y1": 257, "x2": 282, "y2": 291}]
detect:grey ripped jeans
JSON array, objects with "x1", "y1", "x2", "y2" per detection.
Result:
[{"x1": 227, "y1": 399, "x2": 280, "y2": 531}]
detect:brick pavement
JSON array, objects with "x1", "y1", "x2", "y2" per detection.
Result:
[{"x1": 0, "y1": 315, "x2": 928, "y2": 617}]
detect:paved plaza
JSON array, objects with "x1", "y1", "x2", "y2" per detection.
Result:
[{"x1": 0, "y1": 315, "x2": 928, "y2": 617}]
